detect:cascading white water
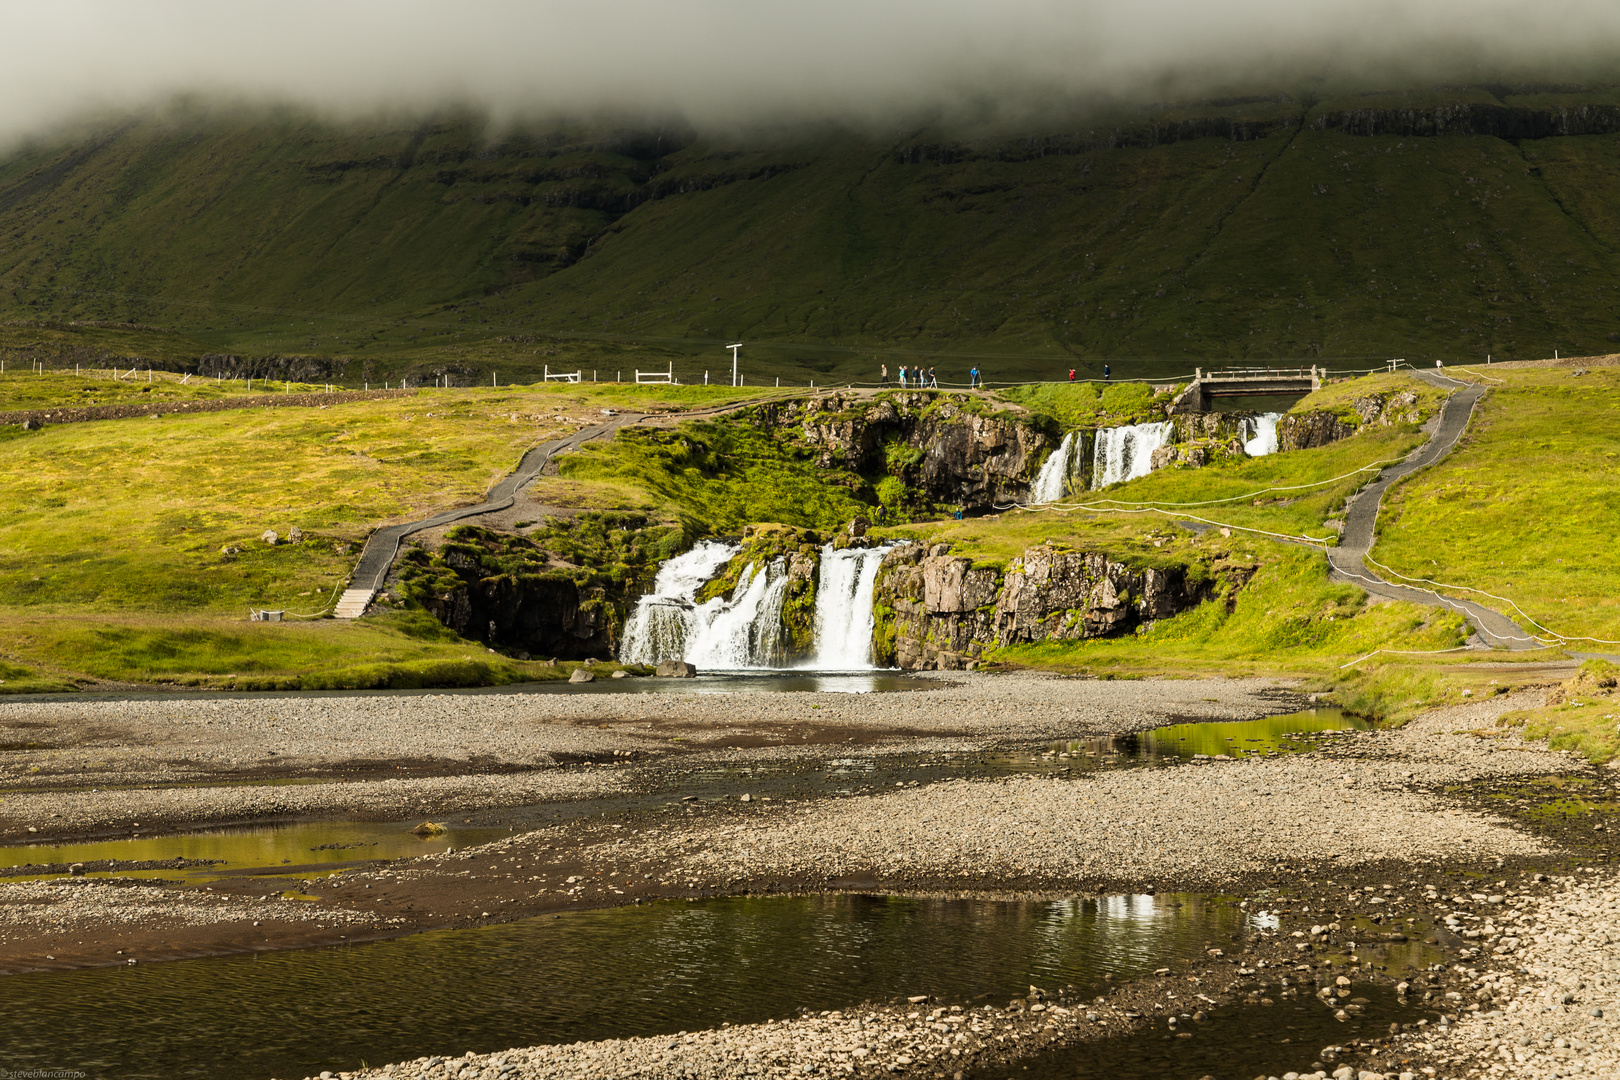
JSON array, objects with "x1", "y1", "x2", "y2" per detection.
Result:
[
  {"x1": 1092, "y1": 422, "x2": 1172, "y2": 488},
  {"x1": 1242, "y1": 413, "x2": 1282, "y2": 457},
  {"x1": 812, "y1": 544, "x2": 895, "y2": 668},
  {"x1": 619, "y1": 539, "x2": 740, "y2": 664},
  {"x1": 684, "y1": 559, "x2": 794, "y2": 669},
  {"x1": 1030, "y1": 433, "x2": 1075, "y2": 504}
]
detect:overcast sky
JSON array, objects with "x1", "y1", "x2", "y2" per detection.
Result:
[{"x1": 4, "y1": 0, "x2": 1620, "y2": 141}]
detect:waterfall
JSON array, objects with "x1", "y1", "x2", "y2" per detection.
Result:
[
  {"x1": 1242, "y1": 413, "x2": 1282, "y2": 457},
  {"x1": 1092, "y1": 422, "x2": 1172, "y2": 488},
  {"x1": 812, "y1": 544, "x2": 895, "y2": 669},
  {"x1": 619, "y1": 539, "x2": 740, "y2": 664},
  {"x1": 1030, "y1": 433, "x2": 1075, "y2": 503},
  {"x1": 684, "y1": 559, "x2": 795, "y2": 669}
]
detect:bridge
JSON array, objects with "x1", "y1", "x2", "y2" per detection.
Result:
[{"x1": 1168, "y1": 366, "x2": 1322, "y2": 413}]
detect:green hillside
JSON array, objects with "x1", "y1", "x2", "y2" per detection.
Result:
[{"x1": 5, "y1": 87, "x2": 1620, "y2": 385}]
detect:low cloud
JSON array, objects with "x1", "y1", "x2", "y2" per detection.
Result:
[{"x1": 5, "y1": 0, "x2": 1620, "y2": 141}]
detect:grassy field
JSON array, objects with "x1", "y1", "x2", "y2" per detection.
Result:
[
  {"x1": 1375, "y1": 363, "x2": 1620, "y2": 645},
  {"x1": 0, "y1": 366, "x2": 312, "y2": 410},
  {"x1": 7, "y1": 89, "x2": 1620, "y2": 386},
  {"x1": 0, "y1": 611, "x2": 590, "y2": 692},
  {"x1": 0, "y1": 381, "x2": 774, "y2": 616}
]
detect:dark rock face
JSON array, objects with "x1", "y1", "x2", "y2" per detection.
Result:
[
  {"x1": 1278, "y1": 411, "x2": 1357, "y2": 451},
  {"x1": 1279, "y1": 389, "x2": 1424, "y2": 451},
  {"x1": 758, "y1": 392, "x2": 1053, "y2": 512},
  {"x1": 420, "y1": 572, "x2": 617, "y2": 660},
  {"x1": 1312, "y1": 103, "x2": 1620, "y2": 140},
  {"x1": 874, "y1": 543, "x2": 1211, "y2": 670}
]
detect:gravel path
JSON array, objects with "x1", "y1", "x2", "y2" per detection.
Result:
[{"x1": 1324, "y1": 370, "x2": 1536, "y2": 649}]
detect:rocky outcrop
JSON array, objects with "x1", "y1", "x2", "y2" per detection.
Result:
[
  {"x1": 1279, "y1": 388, "x2": 1424, "y2": 451},
  {"x1": 873, "y1": 543, "x2": 1212, "y2": 670},
  {"x1": 756, "y1": 393, "x2": 1053, "y2": 513},
  {"x1": 1149, "y1": 411, "x2": 1254, "y2": 471},
  {"x1": 418, "y1": 568, "x2": 618, "y2": 661},
  {"x1": 1278, "y1": 411, "x2": 1357, "y2": 451}
]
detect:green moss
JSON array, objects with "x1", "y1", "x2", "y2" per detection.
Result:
[{"x1": 560, "y1": 420, "x2": 871, "y2": 534}]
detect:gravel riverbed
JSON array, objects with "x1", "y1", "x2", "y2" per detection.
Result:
[
  {"x1": 0, "y1": 673, "x2": 1291, "y2": 788},
  {"x1": 1408, "y1": 867, "x2": 1620, "y2": 1078}
]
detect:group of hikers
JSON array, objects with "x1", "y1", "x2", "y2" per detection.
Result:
[
  {"x1": 879, "y1": 363, "x2": 1106, "y2": 388},
  {"x1": 879, "y1": 363, "x2": 945, "y2": 388}
]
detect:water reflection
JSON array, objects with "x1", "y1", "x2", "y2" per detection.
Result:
[
  {"x1": 0, "y1": 893, "x2": 1245, "y2": 1080},
  {"x1": 987, "y1": 709, "x2": 1369, "y2": 774}
]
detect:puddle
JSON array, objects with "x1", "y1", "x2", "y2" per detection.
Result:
[
  {"x1": 0, "y1": 818, "x2": 512, "y2": 884},
  {"x1": 0, "y1": 892, "x2": 1250, "y2": 1079},
  {"x1": 987, "y1": 982, "x2": 1436, "y2": 1080},
  {"x1": 984, "y1": 709, "x2": 1370, "y2": 774}
]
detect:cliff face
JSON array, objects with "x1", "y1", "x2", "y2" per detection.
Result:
[
  {"x1": 1279, "y1": 388, "x2": 1424, "y2": 451},
  {"x1": 873, "y1": 543, "x2": 1213, "y2": 670},
  {"x1": 418, "y1": 568, "x2": 619, "y2": 661},
  {"x1": 757, "y1": 392, "x2": 1054, "y2": 512}
]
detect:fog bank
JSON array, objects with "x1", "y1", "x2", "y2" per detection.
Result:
[{"x1": 6, "y1": 0, "x2": 1620, "y2": 141}]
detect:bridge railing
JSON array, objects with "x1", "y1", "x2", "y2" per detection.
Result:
[{"x1": 1196, "y1": 366, "x2": 1319, "y2": 380}]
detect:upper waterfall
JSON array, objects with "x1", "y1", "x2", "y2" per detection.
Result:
[
  {"x1": 1242, "y1": 413, "x2": 1282, "y2": 457},
  {"x1": 619, "y1": 539, "x2": 741, "y2": 665},
  {"x1": 1030, "y1": 433, "x2": 1075, "y2": 504},
  {"x1": 1092, "y1": 422, "x2": 1171, "y2": 487}
]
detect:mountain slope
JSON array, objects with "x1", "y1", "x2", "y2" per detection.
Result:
[{"x1": 4, "y1": 88, "x2": 1620, "y2": 383}]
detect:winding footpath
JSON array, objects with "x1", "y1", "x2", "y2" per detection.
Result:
[
  {"x1": 334, "y1": 394, "x2": 815, "y2": 618},
  {"x1": 1321, "y1": 369, "x2": 1540, "y2": 649}
]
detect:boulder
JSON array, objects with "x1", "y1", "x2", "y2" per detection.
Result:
[
  {"x1": 568, "y1": 668, "x2": 596, "y2": 683},
  {"x1": 261, "y1": 530, "x2": 279, "y2": 545},
  {"x1": 655, "y1": 659, "x2": 698, "y2": 678},
  {"x1": 610, "y1": 669, "x2": 630, "y2": 679},
  {"x1": 287, "y1": 526, "x2": 304, "y2": 544}
]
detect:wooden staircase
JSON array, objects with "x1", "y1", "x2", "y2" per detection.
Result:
[{"x1": 332, "y1": 588, "x2": 374, "y2": 620}]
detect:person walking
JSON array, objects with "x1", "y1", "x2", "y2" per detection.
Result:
[
  {"x1": 880, "y1": 363, "x2": 889, "y2": 386},
  {"x1": 1103, "y1": 363, "x2": 1111, "y2": 381},
  {"x1": 1068, "y1": 368, "x2": 1076, "y2": 382},
  {"x1": 969, "y1": 366, "x2": 980, "y2": 389},
  {"x1": 899, "y1": 365, "x2": 908, "y2": 389},
  {"x1": 928, "y1": 365, "x2": 937, "y2": 387}
]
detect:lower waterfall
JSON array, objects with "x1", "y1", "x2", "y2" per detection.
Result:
[
  {"x1": 618, "y1": 539, "x2": 741, "y2": 664},
  {"x1": 620, "y1": 540, "x2": 899, "y2": 669},
  {"x1": 1092, "y1": 422, "x2": 1171, "y2": 487},
  {"x1": 812, "y1": 544, "x2": 894, "y2": 668},
  {"x1": 1242, "y1": 412, "x2": 1282, "y2": 457},
  {"x1": 683, "y1": 559, "x2": 795, "y2": 669},
  {"x1": 1030, "y1": 433, "x2": 1075, "y2": 503}
]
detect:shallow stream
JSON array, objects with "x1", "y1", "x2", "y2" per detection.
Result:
[
  {"x1": 0, "y1": 891, "x2": 1434, "y2": 1080},
  {"x1": 0, "y1": 709, "x2": 1371, "y2": 883}
]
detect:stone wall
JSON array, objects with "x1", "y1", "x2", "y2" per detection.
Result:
[{"x1": 873, "y1": 542, "x2": 1213, "y2": 670}]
